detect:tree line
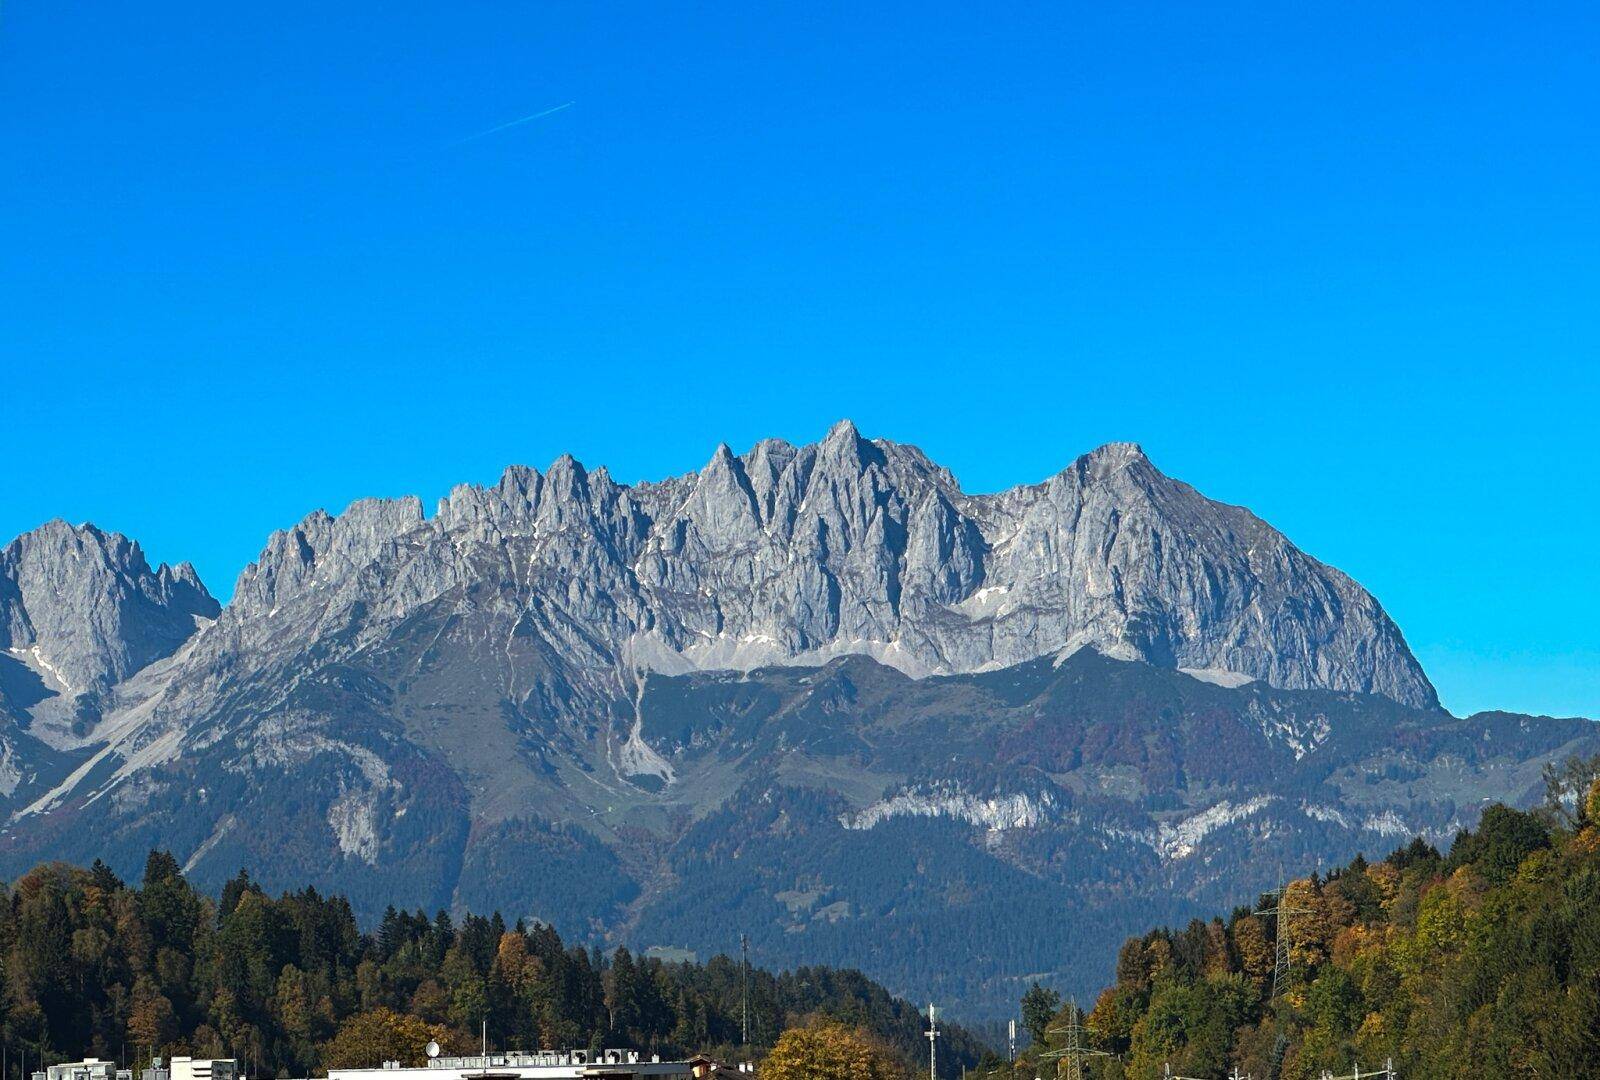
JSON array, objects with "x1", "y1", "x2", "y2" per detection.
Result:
[{"x1": 0, "y1": 853, "x2": 984, "y2": 1077}]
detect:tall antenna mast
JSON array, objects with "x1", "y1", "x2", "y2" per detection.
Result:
[
  {"x1": 926, "y1": 1002, "x2": 940, "y2": 1080},
  {"x1": 740, "y1": 933, "x2": 750, "y2": 1047}
]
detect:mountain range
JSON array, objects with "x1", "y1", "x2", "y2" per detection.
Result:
[{"x1": 1, "y1": 421, "x2": 1591, "y2": 1018}]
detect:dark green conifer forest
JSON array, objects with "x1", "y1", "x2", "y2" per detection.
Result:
[{"x1": 0, "y1": 853, "x2": 984, "y2": 1077}]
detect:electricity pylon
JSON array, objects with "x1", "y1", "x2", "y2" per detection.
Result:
[
  {"x1": 1039, "y1": 998, "x2": 1112, "y2": 1080},
  {"x1": 1255, "y1": 880, "x2": 1308, "y2": 1078},
  {"x1": 1255, "y1": 881, "x2": 1306, "y2": 1004}
]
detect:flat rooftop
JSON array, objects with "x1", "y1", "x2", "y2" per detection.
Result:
[{"x1": 328, "y1": 1052, "x2": 710, "y2": 1080}]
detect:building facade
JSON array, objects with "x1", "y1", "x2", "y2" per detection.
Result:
[
  {"x1": 141, "y1": 1058, "x2": 239, "y2": 1080},
  {"x1": 33, "y1": 1060, "x2": 130, "y2": 1080},
  {"x1": 328, "y1": 1052, "x2": 746, "y2": 1080}
]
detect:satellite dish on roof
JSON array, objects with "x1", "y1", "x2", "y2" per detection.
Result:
[{"x1": 425, "y1": 1042, "x2": 441, "y2": 1060}]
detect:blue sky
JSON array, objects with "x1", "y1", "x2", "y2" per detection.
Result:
[{"x1": 2, "y1": 3, "x2": 1596, "y2": 718}]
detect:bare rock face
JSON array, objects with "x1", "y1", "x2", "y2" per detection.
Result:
[
  {"x1": 0, "y1": 520, "x2": 219, "y2": 697},
  {"x1": 200, "y1": 420, "x2": 1434, "y2": 710}
]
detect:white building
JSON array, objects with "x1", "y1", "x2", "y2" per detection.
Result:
[
  {"x1": 328, "y1": 1052, "x2": 745, "y2": 1080},
  {"x1": 33, "y1": 1060, "x2": 131, "y2": 1080},
  {"x1": 140, "y1": 1059, "x2": 238, "y2": 1080},
  {"x1": 170, "y1": 1061, "x2": 238, "y2": 1080}
]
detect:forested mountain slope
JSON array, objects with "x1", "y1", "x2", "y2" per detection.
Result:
[{"x1": 1013, "y1": 758, "x2": 1600, "y2": 1078}]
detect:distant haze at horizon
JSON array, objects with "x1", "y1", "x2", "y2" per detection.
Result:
[{"x1": 3, "y1": 2, "x2": 1596, "y2": 719}]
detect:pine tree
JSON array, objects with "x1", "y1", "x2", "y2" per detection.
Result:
[{"x1": 1021, "y1": 981, "x2": 1061, "y2": 1044}]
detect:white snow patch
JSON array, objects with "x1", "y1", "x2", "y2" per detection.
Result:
[
  {"x1": 1179, "y1": 667, "x2": 1255, "y2": 689},
  {"x1": 30, "y1": 647, "x2": 74, "y2": 693},
  {"x1": 954, "y1": 584, "x2": 1014, "y2": 618},
  {"x1": 8, "y1": 645, "x2": 73, "y2": 694},
  {"x1": 669, "y1": 631, "x2": 940, "y2": 679}
]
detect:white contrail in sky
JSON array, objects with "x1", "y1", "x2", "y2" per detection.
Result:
[{"x1": 456, "y1": 101, "x2": 574, "y2": 144}]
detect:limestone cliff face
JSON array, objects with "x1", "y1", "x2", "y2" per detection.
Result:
[
  {"x1": 0, "y1": 519, "x2": 217, "y2": 696},
  {"x1": 1, "y1": 421, "x2": 1432, "y2": 842},
  {"x1": 199, "y1": 420, "x2": 1435, "y2": 710}
]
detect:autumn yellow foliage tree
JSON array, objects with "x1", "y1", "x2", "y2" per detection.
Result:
[
  {"x1": 323, "y1": 1008, "x2": 455, "y2": 1068},
  {"x1": 1232, "y1": 914, "x2": 1274, "y2": 989},
  {"x1": 761, "y1": 1018, "x2": 909, "y2": 1080}
]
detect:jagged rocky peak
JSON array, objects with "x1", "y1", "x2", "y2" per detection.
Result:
[
  {"x1": 161, "y1": 421, "x2": 1436, "y2": 710},
  {"x1": 676, "y1": 443, "x2": 761, "y2": 543},
  {"x1": 231, "y1": 496, "x2": 426, "y2": 615},
  {"x1": 615, "y1": 425, "x2": 1432, "y2": 708},
  {"x1": 0, "y1": 519, "x2": 219, "y2": 694},
  {"x1": 1078, "y1": 439, "x2": 1147, "y2": 474}
]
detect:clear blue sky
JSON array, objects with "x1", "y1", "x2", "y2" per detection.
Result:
[{"x1": 2, "y1": 3, "x2": 1596, "y2": 718}]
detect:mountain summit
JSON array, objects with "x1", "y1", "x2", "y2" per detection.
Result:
[
  {"x1": 1, "y1": 519, "x2": 216, "y2": 691},
  {"x1": 222, "y1": 421, "x2": 1432, "y2": 708}
]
